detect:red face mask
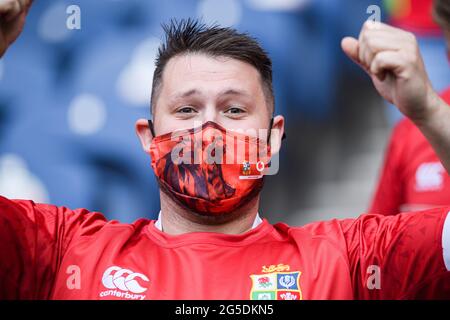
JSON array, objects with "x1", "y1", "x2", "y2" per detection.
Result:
[{"x1": 149, "y1": 121, "x2": 272, "y2": 215}]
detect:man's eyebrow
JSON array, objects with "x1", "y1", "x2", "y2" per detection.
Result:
[
  {"x1": 220, "y1": 89, "x2": 251, "y2": 97},
  {"x1": 171, "y1": 88, "x2": 251, "y2": 100}
]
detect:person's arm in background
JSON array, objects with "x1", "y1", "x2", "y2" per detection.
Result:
[
  {"x1": 369, "y1": 120, "x2": 407, "y2": 215},
  {"x1": 0, "y1": 0, "x2": 32, "y2": 57},
  {"x1": 342, "y1": 21, "x2": 450, "y2": 188}
]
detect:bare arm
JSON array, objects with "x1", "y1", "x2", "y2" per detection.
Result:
[
  {"x1": 342, "y1": 21, "x2": 450, "y2": 174},
  {"x1": 414, "y1": 93, "x2": 450, "y2": 173}
]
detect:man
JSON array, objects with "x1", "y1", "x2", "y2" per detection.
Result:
[
  {"x1": 0, "y1": 0, "x2": 450, "y2": 299},
  {"x1": 370, "y1": 0, "x2": 450, "y2": 215}
]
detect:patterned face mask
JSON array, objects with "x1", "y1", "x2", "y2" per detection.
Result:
[{"x1": 149, "y1": 121, "x2": 272, "y2": 215}]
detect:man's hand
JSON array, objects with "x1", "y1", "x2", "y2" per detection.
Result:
[
  {"x1": 0, "y1": 0, "x2": 32, "y2": 58},
  {"x1": 342, "y1": 21, "x2": 450, "y2": 175},
  {"x1": 341, "y1": 21, "x2": 439, "y2": 124}
]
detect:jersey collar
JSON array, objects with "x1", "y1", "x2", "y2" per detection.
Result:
[{"x1": 154, "y1": 211, "x2": 263, "y2": 232}]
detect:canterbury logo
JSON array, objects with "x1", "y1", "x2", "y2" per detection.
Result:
[{"x1": 101, "y1": 266, "x2": 149, "y2": 294}]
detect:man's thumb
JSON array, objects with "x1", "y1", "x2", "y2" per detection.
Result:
[{"x1": 341, "y1": 37, "x2": 360, "y2": 65}]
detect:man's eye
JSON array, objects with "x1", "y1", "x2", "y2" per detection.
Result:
[
  {"x1": 225, "y1": 107, "x2": 245, "y2": 114},
  {"x1": 177, "y1": 107, "x2": 197, "y2": 114}
]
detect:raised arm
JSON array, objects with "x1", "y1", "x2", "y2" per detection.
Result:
[
  {"x1": 0, "y1": 0, "x2": 32, "y2": 57},
  {"x1": 339, "y1": 21, "x2": 450, "y2": 299},
  {"x1": 341, "y1": 21, "x2": 450, "y2": 174}
]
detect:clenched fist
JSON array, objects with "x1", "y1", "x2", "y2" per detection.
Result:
[
  {"x1": 0, "y1": 0, "x2": 32, "y2": 57},
  {"x1": 341, "y1": 21, "x2": 439, "y2": 124}
]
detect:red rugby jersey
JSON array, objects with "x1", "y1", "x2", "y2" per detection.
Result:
[
  {"x1": 370, "y1": 88, "x2": 450, "y2": 215},
  {"x1": 0, "y1": 196, "x2": 449, "y2": 300}
]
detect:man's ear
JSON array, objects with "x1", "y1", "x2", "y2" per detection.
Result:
[
  {"x1": 135, "y1": 118, "x2": 154, "y2": 154},
  {"x1": 269, "y1": 115, "x2": 285, "y2": 154}
]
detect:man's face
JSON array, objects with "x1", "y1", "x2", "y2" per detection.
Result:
[{"x1": 136, "y1": 53, "x2": 284, "y2": 154}]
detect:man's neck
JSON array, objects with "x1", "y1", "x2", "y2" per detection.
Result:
[{"x1": 158, "y1": 191, "x2": 261, "y2": 235}]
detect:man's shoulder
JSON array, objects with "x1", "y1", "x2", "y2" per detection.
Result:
[
  {"x1": 272, "y1": 218, "x2": 355, "y2": 258},
  {"x1": 272, "y1": 218, "x2": 352, "y2": 242}
]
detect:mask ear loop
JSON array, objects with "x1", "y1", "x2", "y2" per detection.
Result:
[
  {"x1": 148, "y1": 119, "x2": 156, "y2": 138},
  {"x1": 267, "y1": 117, "x2": 286, "y2": 143}
]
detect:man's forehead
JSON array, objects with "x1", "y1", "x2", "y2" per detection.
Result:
[{"x1": 160, "y1": 53, "x2": 263, "y2": 92}]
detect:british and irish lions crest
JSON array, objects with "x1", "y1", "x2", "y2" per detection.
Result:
[{"x1": 250, "y1": 264, "x2": 302, "y2": 300}]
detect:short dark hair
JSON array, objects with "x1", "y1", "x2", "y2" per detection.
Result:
[
  {"x1": 150, "y1": 18, "x2": 274, "y2": 115},
  {"x1": 433, "y1": 0, "x2": 450, "y2": 30}
]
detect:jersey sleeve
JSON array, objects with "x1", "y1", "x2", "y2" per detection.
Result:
[
  {"x1": 0, "y1": 195, "x2": 107, "y2": 299},
  {"x1": 341, "y1": 207, "x2": 450, "y2": 299},
  {"x1": 369, "y1": 120, "x2": 409, "y2": 215}
]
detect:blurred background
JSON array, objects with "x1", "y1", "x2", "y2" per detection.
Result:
[{"x1": 0, "y1": 0, "x2": 448, "y2": 225}]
